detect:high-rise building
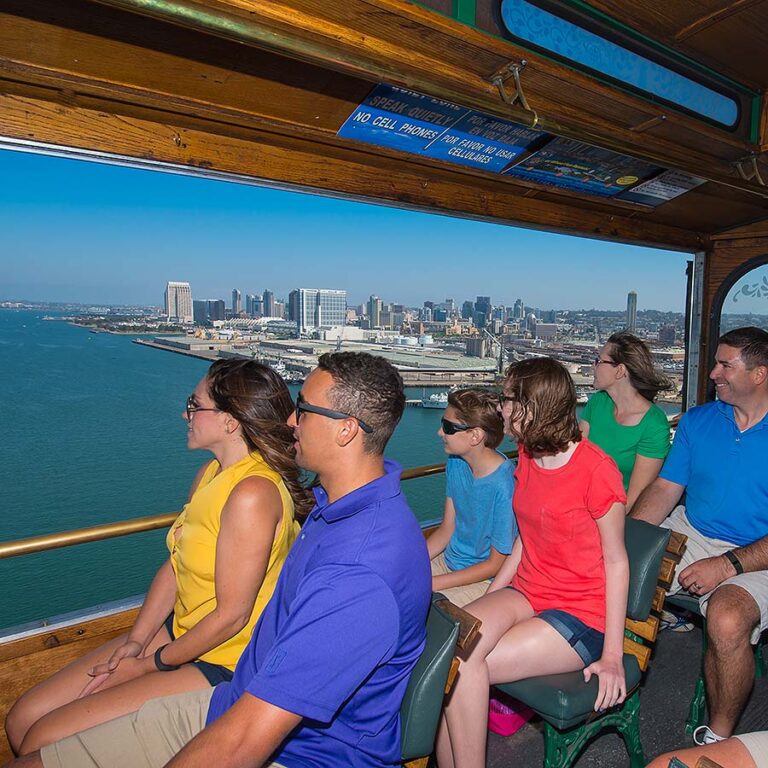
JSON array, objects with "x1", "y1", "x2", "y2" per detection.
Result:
[
  {"x1": 193, "y1": 300, "x2": 208, "y2": 326},
  {"x1": 296, "y1": 288, "x2": 347, "y2": 334},
  {"x1": 245, "y1": 293, "x2": 258, "y2": 316},
  {"x1": 263, "y1": 289, "x2": 276, "y2": 317},
  {"x1": 474, "y1": 295, "x2": 492, "y2": 329},
  {"x1": 208, "y1": 299, "x2": 226, "y2": 322},
  {"x1": 164, "y1": 281, "x2": 193, "y2": 323},
  {"x1": 232, "y1": 289, "x2": 241, "y2": 316},
  {"x1": 626, "y1": 290, "x2": 638, "y2": 333},
  {"x1": 368, "y1": 295, "x2": 382, "y2": 329},
  {"x1": 461, "y1": 300, "x2": 474, "y2": 320},
  {"x1": 514, "y1": 298, "x2": 524, "y2": 319},
  {"x1": 444, "y1": 298, "x2": 455, "y2": 313},
  {"x1": 288, "y1": 290, "x2": 300, "y2": 322},
  {"x1": 192, "y1": 299, "x2": 226, "y2": 324}
]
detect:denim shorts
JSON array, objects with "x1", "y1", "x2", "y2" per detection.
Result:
[
  {"x1": 163, "y1": 613, "x2": 234, "y2": 686},
  {"x1": 537, "y1": 609, "x2": 604, "y2": 666}
]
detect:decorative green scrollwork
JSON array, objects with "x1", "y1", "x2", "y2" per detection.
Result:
[{"x1": 542, "y1": 690, "x2": 644, "y2": 768}]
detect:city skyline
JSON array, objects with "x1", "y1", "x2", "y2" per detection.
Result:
[{"x1": 2, "y1": 148, "x2": 692, "y2": 310}]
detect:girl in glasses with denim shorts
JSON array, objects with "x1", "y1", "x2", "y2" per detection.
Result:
[
  {"x1": 436, "y1": 357, "x2": 629, "y2": 768},
  {"x1": 427, "y1": 388, "x2": 516, "y2": 607}
]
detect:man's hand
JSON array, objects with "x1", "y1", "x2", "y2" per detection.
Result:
[{"x1": 678, "y1": 556, "x2": 735, "y2": 596}]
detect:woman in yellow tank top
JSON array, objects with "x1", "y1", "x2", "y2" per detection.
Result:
[{"x1": 6, "y1": 360, "x2": 313, "y2": 755}]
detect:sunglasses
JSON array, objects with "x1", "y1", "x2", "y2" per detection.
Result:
[
  {"x1": 295, "y1": 392, "x2": 374, "y2": 434},
  {"x1": 440, "y1": 418, "x2": 473, "y2": 435},
  {"x1": 185, "y1": 395, "x2": 221, "y2": 420},
  {"x1": 593, "y1": 358, "x2": 620, "y2": 367}
]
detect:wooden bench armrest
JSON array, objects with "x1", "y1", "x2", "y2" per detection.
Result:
[{"x1": 433, "y1": 598, "x2": 481, "y2": 653}]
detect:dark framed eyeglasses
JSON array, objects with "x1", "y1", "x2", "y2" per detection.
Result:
[
  {"x1": 497, "y1": 393, "x2": 516, "y2": 408},
  {"x1": 441, "y1": 418, "x2": 473, "y2": 436},
  {"x1": 593, "y1": 358, "x2": 619, "y2": 367},
  {"x1": 185, "y1": 395, "x2": 221, "y2": 420},
  {"x1": 295, "y1": 393, "x2": 374, "y2": 434}
]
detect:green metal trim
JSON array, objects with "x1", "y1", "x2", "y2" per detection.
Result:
[
  {"x1": 542, "y1": 689, "x2": 644, "y2": 768},
  {"x1": 453, "y1": 0, "x2": 476, "y2": 25}
]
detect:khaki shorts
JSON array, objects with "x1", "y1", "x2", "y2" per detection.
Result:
[
  {"x1": 735, "y1": 731, "x2": 768, "y2": 768},
  {"x1": 41, "y1": 688, "x2": 286, "y2": 768},
  {"x1": 662, "y1": 506, "x2": 768, "y2": 644},
  {"x1": 430, "y1": 552, "x2": 491, "y2": 607}
]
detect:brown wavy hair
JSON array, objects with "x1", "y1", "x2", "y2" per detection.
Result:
[
  {"x1": 206, "y1": 359, "x2": 313, "y2": 518},
  {"x1": 448, "y1": 388, "x2": 504, "y2": 449},
  {"x1": 605, "y1": 332, "x2": 673, "y2": 402},
  {"x1": 503, "y1": 357, "x2": 581, "y2": 455}
]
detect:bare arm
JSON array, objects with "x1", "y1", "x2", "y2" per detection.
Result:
[
  {"x1": 165, "y1": 693, "x2": 301, "y2": 768},
  {"x1": 579, "y1": 420, "x2": 590, "y2": 440},
  {"x1": 486, "y1": 537, "x2": 522, "y2": 594},
  {"x1": 678, "y1": 534, "x2": 768, "y2": 596},
  {"x1": 426, "y1": 499, "x2": 456, "y2": 560},
  {"x1": 432, "y1": 547, "x2": 506, "y2": 590},
  {"x1": 584, "y1": 502, "x2": 629, "y2": 710},
  {"x1": 84, "y1": 463, "x2": 217, "y2": 685},
  {"x1": 159, "y1": 476, "x2": 283, "y2": 667},
  {"x1": 625, "y1": 456, "x2": 665, "y2": 512},
  {"x1": 628, "y1": 477, "x2": 684, "y2": 525}
]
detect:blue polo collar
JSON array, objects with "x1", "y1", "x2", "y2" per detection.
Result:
[
  {"x1": 311, "y1": 460, "x2": 403, "y2": 522},
  {"x1": 715, "y1": 399, "x2": 768, "y2": 431}
]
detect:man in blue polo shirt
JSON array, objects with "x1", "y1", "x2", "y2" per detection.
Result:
[
  {"x1": 632, "y1": 327, "x2": 768, "y2": 747},
  {"x1": 25, "y1": 352, "x2": 431, "y2": 768}
]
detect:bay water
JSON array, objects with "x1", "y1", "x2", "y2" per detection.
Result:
[
  {"x1": 0, "y1": 311, "x2": 480, "y2": 629},
  {"x1": 0, "y1": 310, "x2": 679, "y2": 631}
]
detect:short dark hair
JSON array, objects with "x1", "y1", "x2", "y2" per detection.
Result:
[
  {"x1": 718, "y1": 326, "x2": 768, "y2": 369},
  {"x1": 503, "y1": 357, "x2": 581, "y2": 455},
  {"x1": 317, "y1": 352, "x2": 405, "y2": 454},
  {"x1": 606, "y1": 331, "x2": 673, "y2": 402},
  {"x1": 448, "y1": 388, "x2": 504, "y2": 449}
]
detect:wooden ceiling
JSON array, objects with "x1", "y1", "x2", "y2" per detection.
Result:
[
  {"x1": 588, "y1": 1, "x2": 768, "y2": 90},
  {"x1": 0, "y1": 0, "x2": 766, "y2": 253}
]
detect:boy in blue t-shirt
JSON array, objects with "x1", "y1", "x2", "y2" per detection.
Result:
[{"x1": 427, "y1": 388, "x2": 517, "y2": 606}]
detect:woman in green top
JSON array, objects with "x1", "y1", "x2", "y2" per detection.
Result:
[{"x1": 580, "y1": 332, "x2": 673, "y2": 511}]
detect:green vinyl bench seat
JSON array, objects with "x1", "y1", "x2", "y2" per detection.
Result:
[
  {"x1": 496, "y1": 654, "x2": 642, "y2": 731},
  {"x1": 491, "y1": 520, "x2": 688, "y2": 768}
]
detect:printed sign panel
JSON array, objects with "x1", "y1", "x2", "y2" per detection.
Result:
[
  {"x1": 503, "y1": 136, "x2": 660, "y2": 197},
  {"x1": 337, "y1": 84, "x2": 545, "y2": 172},
  {"x1": 618, "y1": 169, "x2": 707, "y2": 206}
]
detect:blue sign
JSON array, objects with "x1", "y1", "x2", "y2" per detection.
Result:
[
  {"x1": 504, "y1": 137, "x2": 660, "y2": 197},
  {"x1": 337, "y1": 84, "x2": 545, "y2": 173}
]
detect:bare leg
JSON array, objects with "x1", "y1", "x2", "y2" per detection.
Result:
[
  {"x1": 704, "y1": 585, "x2": 760, "y2": 737},
  {"x1": 437, "y1": 590, "x2": 584, "y2": 768},
  {"x1": 645, "y1": 737, "x2": 756, "y2": 768},
  {"x1": 6, "y1": 626, "x2": 170, "y2": 753},
  {"x1": 435, "y1": 589, "x2": 534, "y2": 768},
  {"x1": 3, "y1": 751, "x2": 43, "y2": 768},
  {"x1": 18, "y1": 663, "x2": 209, "y2": 754}
]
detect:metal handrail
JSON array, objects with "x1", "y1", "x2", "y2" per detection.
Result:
[{"x1": 0, "y1": 451, "x2": 518, "y2": 560}]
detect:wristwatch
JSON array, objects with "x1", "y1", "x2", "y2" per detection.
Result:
[
  {"x1": 154, "y1": 644, "x2": 181, "y2": 672},
  {"x1": 723, "y1": 549, "x2": 744, "y2": 575}
]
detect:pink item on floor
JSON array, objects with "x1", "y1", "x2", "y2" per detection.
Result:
[{"x1": 488, "y1": 695, "x2": 534, "y2": 736}]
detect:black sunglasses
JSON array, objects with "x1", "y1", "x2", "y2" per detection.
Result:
[
  {"x1": 497, "y1": 394, "x2": 516, "y2": 408},
  {"x1": 185, "y1": 395, "x2": 221, "y2": 420},
  {"x1": 295, "y1": 393, "x2": 374, "y2": 434},
  {"x1": 441, "y1": 418, "x2": 473, "y2": 435}
]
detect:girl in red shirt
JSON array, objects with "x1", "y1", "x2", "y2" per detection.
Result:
[{"x1": 436, "y1": 357, "x2": 629, "y2": 768}]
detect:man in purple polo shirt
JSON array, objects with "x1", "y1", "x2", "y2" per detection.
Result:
[
  {"x1": 20, "y1": 352, "x2": 431, "y2": 768},
  {"x1": 632, "y1": 327, "x2": 768, "y2": 748}
]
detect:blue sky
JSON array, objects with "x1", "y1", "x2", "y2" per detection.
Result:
[{"x1": 0, "y1": 148, "x2": 692, "y2": 311}]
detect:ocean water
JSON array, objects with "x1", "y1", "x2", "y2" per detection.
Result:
[{"x1": 0, "y1": 311, "x2": 485, "y2": 629}]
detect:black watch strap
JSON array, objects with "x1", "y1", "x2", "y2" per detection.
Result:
[
  {"x1": 723, "y1": 549, "x2": 744, "y2": 575},
  {"x1": 154, "y1": 644, "x2": 181, "y2": 672}
]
